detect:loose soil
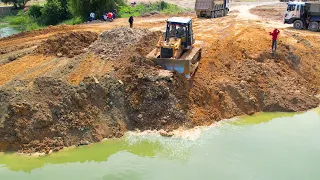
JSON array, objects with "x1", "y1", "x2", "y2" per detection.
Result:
[
  {"x1": 1, "y1": 1, "x2": 320, "y2": 153},
  {"x1": 35, "y1": 31, "x2": 98, "y2": 58},
  {"x1": 250, "y1": 3, "x2": 287, "y2": 22}
]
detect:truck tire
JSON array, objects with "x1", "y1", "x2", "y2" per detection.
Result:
[
  {"x1": 212, "y1": 11, "x2": 216, "y2": 18},
  {"x1": 293, "y1": 20, "x2": 304, "y2": 30},
  {"x1": 308, "y1": 21, "x2": 319, "y2": 32}
]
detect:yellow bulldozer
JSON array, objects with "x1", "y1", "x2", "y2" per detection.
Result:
[{"x1": 146, "y1": 17, "x2": 201, "y2": 78}]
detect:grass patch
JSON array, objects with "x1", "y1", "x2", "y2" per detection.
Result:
[
  {"x1": 59, "y1": 17, "x2": 82, "y2": 25},
  {"x1": 0, "y1": 23, "x2": 9, "y2": 28},
  {"x1": 118, "y1": 1, "x2": 186, "y2": 18},
  {"x1": 1, "y1": 11, "x2": 44, "y2": 32}
]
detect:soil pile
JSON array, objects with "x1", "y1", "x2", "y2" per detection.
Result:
[
  {"x1": 114, "y1": 32, "x2": 190, "y2": 131},
  {"x1": 90, "y1": 27, "x2": 156, "y2": 60},
  {"x1": 35, "y1": 31, "x2": 98, "y2": 58},
  {"x1": 0, "y1": 27, "x2": 189, "y2": 153},
  {"x1": 189, "y1": 25, "x2": 320, "y2": 125}
]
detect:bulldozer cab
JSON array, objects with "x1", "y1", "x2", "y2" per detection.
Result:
[{"x1": 165, "y1": 17, "x2": 194, "y2": 49}]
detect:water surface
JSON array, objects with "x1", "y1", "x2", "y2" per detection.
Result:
[
  {"x1": 0, "y1": 26, "x2": 19, "y2": 38},
  {"x1": 1, "y1": 109, "x2": 320, "y2": 180}
]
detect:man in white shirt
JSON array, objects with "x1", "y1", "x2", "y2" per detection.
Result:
[{"x1": 89, "y1": 12, "x2": 95, "y2": 21}]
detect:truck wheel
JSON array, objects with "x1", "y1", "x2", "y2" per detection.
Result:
[
  {"x1": 211, "y1": 11, "x2": 216, "y2": 18},
  {"x1": 308, "y1": 21, "x2": 319, "y2": 32},
  {"x1": 293, "y1": 20, "x2": 304, "y2": 30}
]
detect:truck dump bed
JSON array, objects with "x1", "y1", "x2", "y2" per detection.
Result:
[
  {"x1": 195, "y1": 0, "x2": 213, "y2": 10},
  {"x1": 306, "y1": 3, "x2": 320, "y2": 16}
]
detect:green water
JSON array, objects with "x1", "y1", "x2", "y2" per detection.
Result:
[
  {"x1": 1, "y1": 109, "x2": 320, "y2": 180},
  {"x1": 0, "y1": 26, "x2": 19, "y2": 38}
]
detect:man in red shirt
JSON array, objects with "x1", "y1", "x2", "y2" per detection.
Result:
[
  {"x1": 269, "y1": 28, "x2": 280, "y2": 54},
  {"x1": 107, "y1": 12, "x2": 113, "y2": 21}
]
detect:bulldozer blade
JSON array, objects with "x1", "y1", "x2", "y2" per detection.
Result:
[
  {"x1": 146, "y1": 47, "x2": 201, "y2": 78},
  {"x1": 154, "y1": 58, "x2": 192, "y2": 76}
]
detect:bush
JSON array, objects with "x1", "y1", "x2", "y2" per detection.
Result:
[
  {"x1": 26, "y1": 22, "x2": 43, "y2": 31},
  {"x1": 8, "y1": 15, "x2": 29, "y2": 26},
  {"x1": 41, "y1": 0, "x2": 71, "y2": 25},
  {"x1": 69, "y1": 0, "x2": 125, "y2": 20},
  {"x1": 160, "y1": 1, "x2": 168, "y2": 10},
  {"x1": 7, "y1": 14, "x2": 32, "y2": 32},
  {"x1": 28, "y1": 5, "x2": 42, "y2": 19},
  {"x1": 41, "y1": 0, "x2": 62, "y2": 25},
  {"x1": 59, "y1": 17, "x2": 82, "y2": 25}
]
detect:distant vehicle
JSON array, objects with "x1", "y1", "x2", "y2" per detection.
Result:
[
  {"x1": 284, "y1": 2, "x2": 320, "y2": 31},
  {"x1": 195, "y1": 0, "x2": 230, "y2": 18},
  {"x1": 279, "y1": 0, "x2": 294, "y2": 2},
  {"x1": 280, "y1": 0, "x2": 318, "y2": 2}
]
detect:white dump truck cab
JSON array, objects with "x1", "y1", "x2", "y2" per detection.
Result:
[
  {"x1": 284, "y1": 2, "x2": 320, "y2": 31},
  {"x1": 284, "y1": 2, "x2": 305, "y2": 26}
]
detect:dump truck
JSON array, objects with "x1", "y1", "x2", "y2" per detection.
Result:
[
  {"x1": 195, "y1": 0, "x2": 230, "y2": 18},
  {"x1": 284, "y1": 2, "x2": 320, "y2": 31},
  {"x1": 146, "y1": 17, "x2": 201, "y2": 78}
]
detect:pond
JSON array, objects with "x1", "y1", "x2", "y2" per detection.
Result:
[
  {"x1": 1, "y1": 109, "x2": 320, "y2": 180},
  {"x1": 0, "y1": 26, "x2": 19, "y2": 38}
]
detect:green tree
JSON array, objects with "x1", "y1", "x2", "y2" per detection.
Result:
[
  {"x1": 69, "y1": 0, "x2": 125, "y2": 20},
  {"x1": 28, "y1": 4, "x2": 42, "y2": 19},
  {"x1": 58, "y1": 0, "x2": 71, "y2": 20},
  {"x1": 0, "y1": 0, "x2": 30, "y2": 9},
  {"x1": 41, "y1": 0, "x2": 71, "y2": 25}
]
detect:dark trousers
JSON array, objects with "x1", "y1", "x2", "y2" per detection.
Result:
[
  {"x1": 130, "y1": 23, "x2": 133, "y2": 28},
  {"x1": 272, "y1": 39, "x2": 277, "y2": 52}
]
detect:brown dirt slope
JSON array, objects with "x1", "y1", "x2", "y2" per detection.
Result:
[
  {"x1": 189, "y1": 25, "x2": 320, "y2": 125},
  {"x1": 0, "y1": 28, "x2": 190, "y2": 153}
]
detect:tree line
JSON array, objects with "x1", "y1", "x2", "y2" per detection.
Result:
[{"x1": 1, "y1": 0, "x2": 125, "y2": 25}]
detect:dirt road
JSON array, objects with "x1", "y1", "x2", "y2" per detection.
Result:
[{"x1": 1, "y1": 1, "x2": 320, "y2": 153}]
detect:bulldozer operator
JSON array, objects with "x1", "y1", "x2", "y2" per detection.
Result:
[
  {"x1": 176, "y1": 26, "x2": 185, "y2": 38},
  {"x1": 169, "y1": 25, "x2": 185, "y2": 39},
  {"x1": 169, "y1": 25, "x2": 177, "y2": 38}
]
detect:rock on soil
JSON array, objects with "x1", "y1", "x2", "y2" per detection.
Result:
[{"x1": 35, "y1": 31, "x2": 98, "y2": 58}]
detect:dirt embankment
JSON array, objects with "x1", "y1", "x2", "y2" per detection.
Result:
[
  {"x1": 1, "y1": 22, "x2": 320, "y2": 153},
  {"x1": 0, "y1": 27, "x2": 190, "y2": 153},
  {"x1": 189, "y1": 25, "x2": 320, "y2": 124}
]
